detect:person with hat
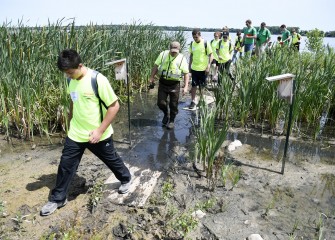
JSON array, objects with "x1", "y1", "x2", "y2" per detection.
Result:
[
  {"x1": 216, "y1": 31, "x2": 234, "y2": 84},
  {"x1": 149, "y1": 41, "x2": 189, "y2": 129},
  {"x1": 222, "y1": 26, "x2": 232, "y2": 42},
  {"x1": 255, "y1": 22, "x2": 272, "y2": 56}
]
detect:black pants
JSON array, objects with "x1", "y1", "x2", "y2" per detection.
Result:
[
  {"x1": 157, "y1": 79, "x2": 180, "y2": 122},
  {"x1": 218, "y1": 60, "x2": 234, "y2": 84},
  {"x1": 293, "y1": 42, "x2": 300, "y2": 51},
  {"x1": 50, "y1": 136, "x2": 131, "y2": 202}
]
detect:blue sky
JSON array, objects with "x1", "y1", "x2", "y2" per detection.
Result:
[{"x1": 1, "y1": 0, "x2": 333, "y2": 31}]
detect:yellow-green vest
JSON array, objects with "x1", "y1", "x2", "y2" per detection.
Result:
[{"x1": 158, "y1": 50, "x2": 185, "y2": 81}]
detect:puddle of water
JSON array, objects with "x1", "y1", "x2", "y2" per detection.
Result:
[
  {"x1": 114, "y1": 92, "x2": 194, "y2": 170},
  {"x1": 229, "y1": 131, "x2": 335, "y2": 165}
]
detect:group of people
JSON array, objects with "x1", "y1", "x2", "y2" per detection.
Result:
[
  {"x1": 40, "y1": 20, "x2": 302, "y2": 216},
  {"x1": 230, "y1": 21, "x2": 302, "y2": 59},
  {"x1": 275, "y1": 25, "x2": 302, "y2": 51},
  {"x1": 149, "y1": 20, "x2": 304, "y2": 131}
]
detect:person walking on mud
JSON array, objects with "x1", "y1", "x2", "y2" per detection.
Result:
[
  {"x1": 189, "y1": 28, "x2": 213, "y2": 109},
  {"x1": 149, "y1": 41, "x2": 189, "y2": 129},
  {"x1": 40, "y1": 49, "x2": 131, "y2": 216}
]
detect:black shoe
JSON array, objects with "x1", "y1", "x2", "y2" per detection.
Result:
[
  {"x1": 189, "y1": 102, "x2": 196, "y2": 109},
  {"x1": 162, "y1": 115, "x2": 169, "y2": 126}
]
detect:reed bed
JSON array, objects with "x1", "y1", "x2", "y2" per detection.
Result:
[
  {"x1": 0, "y1": 20, "x2": 186, "y2": 139},
  {"x1": 213, "y1": 45, "x2": 335, "y2": 139},
  {"x1": 1, "y1": 20, "x2": 334, "y2": 141}
]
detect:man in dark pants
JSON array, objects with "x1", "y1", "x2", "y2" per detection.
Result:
[
  {"x1": 149, "y1": 41, "x2": 189, "y2": 129},
  {"x1": 40, "y1": 49, "x2": 131, "y2": 216}
]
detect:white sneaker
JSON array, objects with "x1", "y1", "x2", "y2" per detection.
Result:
[
  {"x1": 40, "y1": 199, "x2": 67, "y2": 216},
  {"x1": 118, "y1": 181, "x2": 131, "y2": 194}
]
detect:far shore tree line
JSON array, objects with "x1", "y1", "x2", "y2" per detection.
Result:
[
  {"x1": 27, "y1": 24, "x2": 335, "y2": 37},
  {"x1": 159, "y1": 26, "x2": 335, "y2": 37}
]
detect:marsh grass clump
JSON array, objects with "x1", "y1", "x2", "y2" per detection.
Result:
[
  {"x1": 149, "y1": 178, "x2": 175, "y2": 205},
  {"x1": 161, "y1": 178, "x2": 175, "y2": 201},
  {"x1": 320, "y1": 173, "x2": 335, "y2": 197},
  {"x1": 169, "y1": 212, "x2": 198, "y2": 238},
  {"x1": 195, "y1": 197, "x2": 217, "y2": 212},
  {"x1": 40, "y1": 209, "x2": 103, "y2": 240},
  {"x1": 221, "y1": 162, "x2": 242, "y2": 189},
  {"x1": 87, "y1": 179, "x2": 105, "y2": 213},
  {"x1": 0, "y1": 200, "x2": 6, "y2": 217},
  {"x1": 193, "y1": 100, "x2": 229, "y2": 189}
]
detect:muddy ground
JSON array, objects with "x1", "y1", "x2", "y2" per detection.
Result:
[
  {"x1": 1, "y1": 133, "x2": 335, "y2": 240},
  {"x1": 1, "y1": 92, "x2": 335, "y2": 239}
]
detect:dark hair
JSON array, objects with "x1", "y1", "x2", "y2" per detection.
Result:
[
  {"x1": 57, "y1": 49, "x2": 82, "y2": 71},
  {"x1": 246, "y1": 19, "x2": 252, "y2": 24},
  {"x1": 261, "y1": 22, "x2": 266, "y2": 26},
  {"x1": 192, "y1": 28, "x2": 201, "y2": 36},
  {"x1": 280, "y1": 24, "x2": 286, "y2": 28},
  {"x1": 214, "y1": 31, "x2": 221, "y2": 37}
]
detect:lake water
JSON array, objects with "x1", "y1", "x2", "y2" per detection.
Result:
[{"x1": 183, "y1": 31, "x2": 335, "y2": 52}]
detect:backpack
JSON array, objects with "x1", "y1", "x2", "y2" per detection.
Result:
[
  {"x1": 67, "y1": 70, "x2": 107, "y2": 122},
  {"x1": 190, "y1": 40, "x2": 208, "y2": 55},
  {"x1": 235, "y1": 37, "x2": 242, "y2": 47}
]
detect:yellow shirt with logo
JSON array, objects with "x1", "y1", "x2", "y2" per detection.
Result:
[
  {"x1": 67, "y1": 69, "x2": 117, "y2": 142},
  {"x1": 211, "y1": 39, "x2": 220, "y2": 61},
  {"x1": 189, "y1": 39, "x2": 213, "y2": 71},
  {"x1": 217, "y1": 40, "x2": 233, "y2": 63}
]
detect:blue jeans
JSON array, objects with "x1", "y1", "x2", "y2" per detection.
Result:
[
  {"x1": 244, "y1": 43, "x2": 254, "y2": 56},
  {"x1": 232, "y1": 50, "x2": 242, "y2": 63},
  {"x1": 50, "y1": 136, "x2": 131, "y2": 202}
]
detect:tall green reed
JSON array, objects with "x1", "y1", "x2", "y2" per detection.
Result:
[{"x1": 193, "y1": 100, "x2": 228, "y2": 189}]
